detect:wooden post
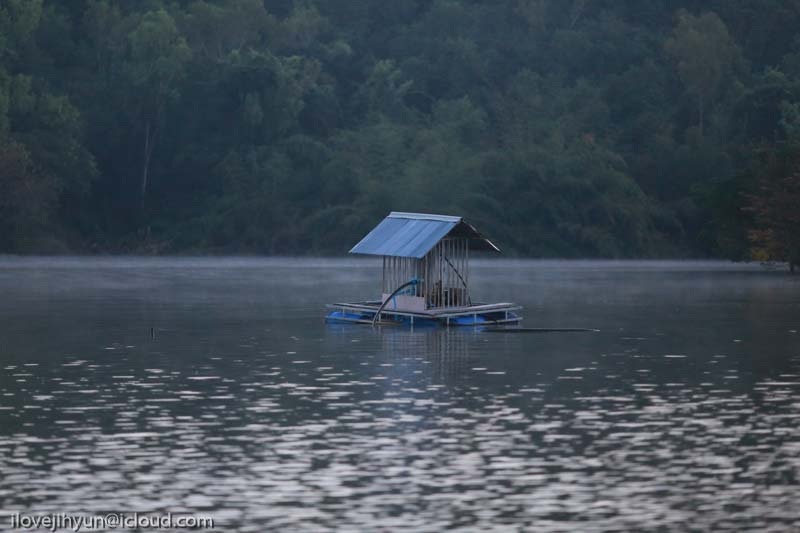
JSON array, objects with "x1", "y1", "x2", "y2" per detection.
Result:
[
  {"x1": 464, "y1": 241, "x2": 470, "y2": 302},
  {"x1": 440, "y1": 241, "x2": 444, "y2": 308}
]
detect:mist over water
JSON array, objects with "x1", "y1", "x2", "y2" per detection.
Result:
[{"x1": 1, "y1": 258, "x2": 799, "y2": 531}]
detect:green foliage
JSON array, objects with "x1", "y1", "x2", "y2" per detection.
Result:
[
  {"x1": 743, "y1": 142, "x2": 800, "y2": 270},
  {"x1": 665, "y1": 10, "x2": 739, "y2": 136},
  {"x1": 0, "y1": 0, "x2": 43, "y2": 61},
  {"x1": 1, "y1": 0, "x2": 800, "y2": 259},
  {"x1": 180, "y1": 0, "x2": 275, "y2": 60},
  {"x1": 0, "y1": 140, "x2": 58, "y2": 251},
  {"x1": 780, "y1": 101, "x2": 800, "y2": 139},
  {"x1": 126, "y1": 9, "x2": 191, "y2": 92}
]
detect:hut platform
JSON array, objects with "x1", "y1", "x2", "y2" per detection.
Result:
[{"x1": 325, "y1": 301, "x2": 522, "y2": 327}]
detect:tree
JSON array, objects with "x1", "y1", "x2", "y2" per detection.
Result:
[
  {"x1": 0, "y1": 141, "x2": 58, "y2": 251},
  {"x1": 745, "y1": 141, "x2": 800, "y2": 272},
  {"x1": 665, "y1": 10, "x2": 737, "y2": 137},
  {"x1": 180, "y1": 0, "x2": 275, "y2": 61},
  {"x1": 0, "y1": 0, "x2": 43, "y2": 63},
  {"x1": 124, "y1": 8, "x2": 191, "y2": 210},
  {"x1": 358, "y1": 59, "x2": 414, "y2": 120}
]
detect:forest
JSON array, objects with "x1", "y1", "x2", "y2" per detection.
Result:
[{"x1": 1, "y1": 0, "x2": 799, "y2": 265}]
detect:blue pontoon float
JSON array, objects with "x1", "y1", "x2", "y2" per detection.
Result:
[{"x1": 325, "y1": 212, "x2": 522, "y2": 326}]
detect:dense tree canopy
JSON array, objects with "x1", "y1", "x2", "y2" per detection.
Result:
[
  {"x1": 743, "y1": 141, "x2": 800, "y2": 271},
  {"x1": 1, "y1": 0, "x2": 799, "y2": 258}
]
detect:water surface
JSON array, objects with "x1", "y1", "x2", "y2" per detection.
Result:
[{"x1": 1, "y1": 258, "x2": 799, "y2": 531}]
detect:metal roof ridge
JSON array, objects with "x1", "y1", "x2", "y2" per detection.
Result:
[{"x1": 388, "y1": 211, "x2": 462, "y2": 223}]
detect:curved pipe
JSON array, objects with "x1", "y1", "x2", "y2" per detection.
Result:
[{"x1": 372, "y1": 279, "x2": 419, "y2": 326}]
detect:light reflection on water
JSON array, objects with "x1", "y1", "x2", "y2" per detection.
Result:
[{"x1": 0, "y1": 258, "x2": 799, "y2": 531}]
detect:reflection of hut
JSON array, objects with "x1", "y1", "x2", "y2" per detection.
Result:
[
  {"x1": 381, "y1": 328, "x2": 474, "y2": 381},
  {"x1": 326, "y1": 212, "x2": 521, "y2": 326},
  {"x1": 324, "y1": 326, "x2": 479, "y2": 382}
]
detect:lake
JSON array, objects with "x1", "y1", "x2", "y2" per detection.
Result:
[{"x1": 0, "y1": 258, "x2": 799, "y2": 531}]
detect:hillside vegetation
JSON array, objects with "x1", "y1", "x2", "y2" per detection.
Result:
[{"x1": 1, "y1": 0, "x2": 800, "y2": 262}]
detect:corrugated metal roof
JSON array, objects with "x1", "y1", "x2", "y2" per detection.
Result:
[{"x1": 349, "y1": 212, "x2": 500, "y2": 258}]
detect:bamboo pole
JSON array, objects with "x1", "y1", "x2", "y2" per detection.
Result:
[
  {"x1": 439, "y1": 241, "x2": 444, "y2": 308},
  {"x1": 464, "y1": 238, "x2": 469, "y2": 305}
]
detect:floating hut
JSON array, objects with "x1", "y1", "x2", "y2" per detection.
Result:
[{"x1": 325, "y1": 212, "x2": 521, "y2": 326}]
